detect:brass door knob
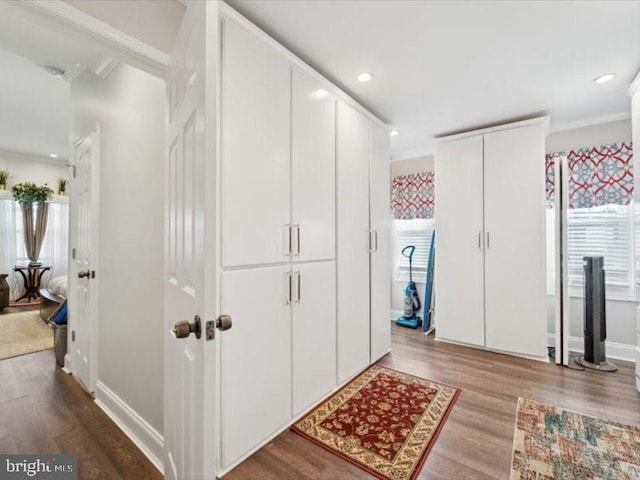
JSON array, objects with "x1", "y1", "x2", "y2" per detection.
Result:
[
  {"x1": 78, "y1": 270, "x2": 90, "y2": 278},
  {"x1": 173, "y1": 315, "x2": 202, "y2": 339},
  {"x1": 216, "y1": 314, "x2": 232, "y2": 331}
]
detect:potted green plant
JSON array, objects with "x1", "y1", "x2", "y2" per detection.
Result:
[
  {"x1": 0, "y1": 169, "x2": 9, "y2": 190},
  {"x1": 56, "y1": 176, "x2": 68, "y2": 195},
  {"x1": 11, "y1": 182, "x2": 53, "y2": 266}
]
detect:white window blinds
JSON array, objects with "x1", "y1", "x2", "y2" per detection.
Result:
[
  {"x1": 394, "y1": 219, "x2": 434, "y2": 279},
  {"x1": 566, "y1": 204, "x2": 634, "y2": 293}
]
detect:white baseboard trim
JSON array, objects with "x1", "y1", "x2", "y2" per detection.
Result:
[
  {"x1": 94, "y1": 381, "x2": 164, "y2": 474},
  {"x1": 547, "y1": 333, "x2": 637, "y2": 362},
  {"x1": 390, "y1": 309, "x2": 403, "y2": 321},
  {"x1": 62, "y1": 353, "x2": 72, "y2": 374}
]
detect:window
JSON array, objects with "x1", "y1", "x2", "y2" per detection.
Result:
[
  {"x1": 546, "y1": 203, "x2": 635, "y2": 300},
  {"x1": 393, "y1": 218, "x2": 434, "y2": 282}
]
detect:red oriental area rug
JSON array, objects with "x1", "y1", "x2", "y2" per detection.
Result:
[
  {"x1": 291, "y1": 365, "x2": 460, "y2": 480},
  {"x1": 511, "y1": 397, "x2": 640, "y2": 480}
]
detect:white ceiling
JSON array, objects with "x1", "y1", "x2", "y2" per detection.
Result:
[
  {"x1": 0, "y1": 47, "x2": 70, "y2": 161},
  {"x1": 226, "y1": 0, "x2": 640, "y2": 157}
]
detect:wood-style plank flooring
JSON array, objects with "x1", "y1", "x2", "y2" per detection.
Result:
[
  {"x1": 0, "y1": 348, "x2": 162, "y2": 480},
  {"x1": 224, "y1": 325, "x2": 640, "y2": 480}
]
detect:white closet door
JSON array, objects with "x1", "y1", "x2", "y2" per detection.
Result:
[
  {"x1": 483, "y1": 126, "x2": 546, "y2": 358},
  {"x1": 222, "y1": 21, "x2": 291, "y2": 267},
  {"x1": 292, "y1": 261, "x2": 336, "y2": 416},
  {"x1": 369, "y1": 122, "x2": 391, "y2": 362},
  {"x1": 435, "y1": 136, "x2": 485, "y2": 347},
  {"x1": 337, "y1": 101, "x2": 371, "y2": 384},
  {"x1": 220, "y1": 266, "x2": 291, "y2": 468},
  {"x1": 291, "y1": 68, "x2": 336, "y2": 262}
]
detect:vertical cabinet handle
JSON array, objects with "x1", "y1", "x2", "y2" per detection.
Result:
[
  {"x1": 286, "y1": 272, "x2": 292, "y2": 304},
  {"x1": 284, "y1": 224, "x2": 292, "y2": 257},
  {"x1": 293, "y1": 224, "x2": 300, "y2": 256},
  {"x1": 373, "y1": 230, "x2": 378, "y2": 253},
  {"x1": 478, "y1": 232, "x2": 481, "y2": 250},
  {"x1": 486, "y1": 232, "x2": 490, "y2": 249},
  {"x1": 296, "y1": 271, "x2": 301, "y2": 303},
  {"x1": 367, "y1": 230, "x2": 373, "y2": 253}
]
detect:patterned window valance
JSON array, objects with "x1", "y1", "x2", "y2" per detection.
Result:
[
  {"x1": 391, "y1": 171, "x2": 434, "y2": 219},
  {"x1": 545, "y1": 142, "x2": 633, "y2": 209}
]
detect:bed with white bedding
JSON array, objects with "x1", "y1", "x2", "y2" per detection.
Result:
[{"x1": 40, "y1": 275, "x2": 67, "y2": 321}]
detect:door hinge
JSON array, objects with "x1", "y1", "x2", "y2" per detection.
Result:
[
  {"x1": 71, "y1": 330, "x2": 76, "y2": 342},
  {"x1": 72, "y1": 248, "x2": 76, "y2": 260}
]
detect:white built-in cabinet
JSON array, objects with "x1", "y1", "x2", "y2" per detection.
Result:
[
  {"x1": 336, "y1": 103, "x2": 371, "y2": 383},
  {"x1": 219, "y1": 17, "x2": 390, "y2": 471},
  {"x1": 435, "y1": 118, "x2": 548, "y2": 360},
  {"x1": 369, "y1": 124, "x2": 392, "y2": 361}
]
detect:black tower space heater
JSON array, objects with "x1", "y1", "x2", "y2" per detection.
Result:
[{"x1": 575, "y1": 256, "x2": 617, "y2": 372}]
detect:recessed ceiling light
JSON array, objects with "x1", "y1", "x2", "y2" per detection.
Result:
[
  {"x1": 357, "y1": 72, "x2": 374, "y2": 83},
  {"x1": 49, "y1": 153, "x2": 58, "y2": 159},
  {"x1": 390, "y1": 130, "x2": 399, "y2": 137},
  {"x1": 44, "y1": 65, "x2": 65, "y2": 79},
  {"x1": 594, "y1": 73, "x2": 615, "y2": 84}
]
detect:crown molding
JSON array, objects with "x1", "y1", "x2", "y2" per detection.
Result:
[{"x1": 20, "y1": 0, "x2": 169, "y2": 78}]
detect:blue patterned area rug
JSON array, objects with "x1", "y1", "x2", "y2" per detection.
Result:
[{"x1": 511, "y1": 397, "x2": 640, "y2": 479}]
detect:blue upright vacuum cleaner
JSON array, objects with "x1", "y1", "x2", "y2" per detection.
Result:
[{"x1": 396, "y1": 245, "x2": 421, "y2": 329}]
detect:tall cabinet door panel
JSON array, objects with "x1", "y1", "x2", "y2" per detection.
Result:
[
  {"x1": 292, "y1": 261, "x2": 336, "y2": 417},
  {"x1": 222, "y1": 21, "x2": 291, "y2": 267},
  {"x1": 483, "y1": 126, "x2": 546, "y2": 357},
  {"x1": 337, "y1": 102, "x2": 371, "y2": 384},
  {"x1": 435, "y1": 136, "x2": 485, "y2": 347},
  {"x1": 370, "y1": 122, "x2": 391, "y2": 362},
  {"x1": 292, "y1": 68, "x2": 336, "y2": 262},
  {"x1": 220, "y1": 266, "x2": 291, "y2": 468}
]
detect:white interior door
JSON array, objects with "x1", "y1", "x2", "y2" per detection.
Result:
[
  {"x1": 70, "y1": 127, "x2": 99, "y2": 393},
  {"x1": 220, "y1": 266, "x2": 291, "y2": 469},
  {"x1": 291, "y1": 67, "x2": 335, "y2": 262},
  {"x1": 164, "y1": 2, "x2": 218, "y2": 479},
  {"x1": 292, "y1": 261, "x2": 336, "y2": 416},
  {"x1": 336, "y1": 101, "x2": 371, "y2": 384},
  {"x1": 434, "y1": 135, "x2": 485, "y2": 347},
  {"x1": 483, "y1": 126, "x2": 547, "y2": 358},
  {"x1": 221, "y1": 20, "x2": 291, "y2": 268}
]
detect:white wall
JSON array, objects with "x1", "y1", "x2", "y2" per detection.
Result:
[
  {"x1": 0, "y1": 154, "x2": 67, "y2": 190},
  {"x1": 546, "y1": 119, "x2": 631, "y2": 153},
  {"x1": 389, "y1": 155, "x2": 434, "y2": 314},
  {"x1": 70, "y1": 65, "x2": 165, "y2": 434},
  {"x1": 546, "y1": 119, "x2": 635, "y2": 357},
  {"x1": 63, "y1": 0, "x2": 185, "y2": 54}
]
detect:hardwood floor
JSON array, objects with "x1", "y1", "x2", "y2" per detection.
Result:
[
  {"x1": 0, "y1": 349, "x2": 161, "y2": 480},
  {"x1": 1, "y1": 323, "x2": 638, "y2": 480},
  {"x1": 224, "y1": 324, "x2": 640, "y2": 480}
]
